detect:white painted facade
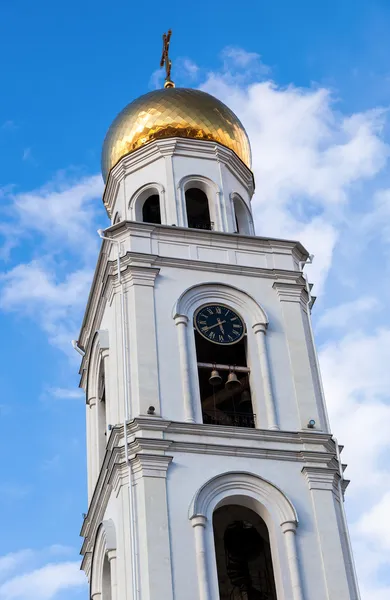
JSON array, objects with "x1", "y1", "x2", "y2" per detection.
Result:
[{"x1": 78, "y1": 135, "x2": 360, "y2": 600}]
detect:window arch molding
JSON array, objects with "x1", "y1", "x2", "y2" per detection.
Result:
[
  {"x1": 112, "y1": 211, "x2": 122, "y2": 225},
  {"x1": 231, "y1": 192, "x2": 254, "y2": 235},
  {"x1": 177, "y1": 174, "x2": 222, "y2": 230},
  {"x1": 90, "y1": 519, "x2": 117, "y2": 600},
  {"x1": 172, "y1": 282, "x2": 278, "y2": 430},
  {"x1": 129, "y1": 182, "x2": 166, "y2": 224},
  {"x1": 188, "y1": 471, "x2": 303, "y2": 600},
  {"x1": 173, "y1": 281, "x2": 268, "y2": 326}
]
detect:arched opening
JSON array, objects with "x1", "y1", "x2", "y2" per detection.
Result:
[
  {"x1": 102, "y1": 554, "x2": 112, "y2": 600},
  {"x1": 112, "y1": 212, "x2": 121, "y2": 225},
  {"x1": 97, "y1": 361, "x2": 107, "y2": 466},
  {"x1": 193, "y1": 304, "x2": 255, "y2": 428},
  {"x1": 142, "y1": 194, "x2": 161, "y2": 224},
  {"x1": 233, "y1": 196, "x2": 252, "y2": 235},
  {"x1": 185, "y1": 188, "x2": 212, "y2": 230},
  {"x1": 213, "y1": 504, "x2": 277, "y2": 600}
]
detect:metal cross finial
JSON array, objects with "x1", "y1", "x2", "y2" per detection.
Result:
[{"x1": 160, "y1": 29, "x2": 175, "y2": 88}]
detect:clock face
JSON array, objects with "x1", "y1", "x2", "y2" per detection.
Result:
[{"x1": 194, "y1": 304, "x2": 245, "y2": 345}]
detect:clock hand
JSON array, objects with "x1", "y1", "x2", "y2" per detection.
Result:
[
  {"x1": 217, "y1": 318, "x2": 225, "y2": 334},
  {"x1": 204, "y1": 320, "x2": 226, "y2": 331}
]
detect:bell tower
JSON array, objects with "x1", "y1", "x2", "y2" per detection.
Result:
[{"x1": 77, "y1": 37, "x2": 360, "y2": 600}]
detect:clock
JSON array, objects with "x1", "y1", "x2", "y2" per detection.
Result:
[{"x1": 194, "y1": 304, "x2": 245, "y2": 345}]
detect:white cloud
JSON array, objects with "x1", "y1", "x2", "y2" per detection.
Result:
[
  {"x1": 319, "y1": 326, "x2": 390, "y2": 596},
  {"x1": 0, "y1": 261, "x2": 93, "y2": 352},
  {"x1": 0, "y1": 561, "x2": 85, "y2": 600},
  {"x1": 316, "y1": 296, "x2": 380, "y2": 330},
  {"x1": 202, "y1": 69, "x2": 389, "y2": 291},
  {"x1": 8, "y1": 173, "x2": 104, "y2": 256},
  {"x1": 48, "y1": 387, "x2": 84, "y2": 400}
]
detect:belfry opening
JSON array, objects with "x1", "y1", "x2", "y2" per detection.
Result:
[{"x1": 213, "y1": 505, "x2": 277, "y2": 600}]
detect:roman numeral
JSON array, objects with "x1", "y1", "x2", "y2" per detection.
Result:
[
  {"x1": 228, "y1": 335, "x2": 233, "y2": 341},
  {"x1": 219, "y1": 335, "x2": 224, "y2": 342},
  {"x1": 215, "y1": 307, "x2": 222, "y2": 314},
  {"x1": 231, "y1": 317, "x2": 238, "y2": 321},
  {"x1": 233, "y1": 323, "x2": 241, "y2": 328},
  {"x1": 207, "y1": 308, "x2": 213, "y2": 314},
  {"x1": 199, "y1": 320, "x2": 207, "y2": 325},
  {"x1": 208, "y1": 331, "x2": 216, "y2": 340},
  {"x1": 201, "y1": 326, "x2": 208, "y2": 332}
]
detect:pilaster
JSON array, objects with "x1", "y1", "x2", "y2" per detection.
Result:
[
  {"x1": 131, "y1": 453, "x2": 174, "y2": 600},
  {"x1": 122, "y1": 266, "x2": 161, "y2": 418},
  {"x1": 273, "y1": 282, "x2": 324, "y2": 430},
  {"x1": 302, "y1": 466, "x2": 358, "y2": 599}
]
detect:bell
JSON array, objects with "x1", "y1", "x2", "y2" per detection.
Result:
[
  {"x1": 225, "y1": 371, "x2": 242, "y2": 392},
  {"x1": 238, "y1": 390, "x2": 251, "y2": 409},
  {"x1": 209, "y1": 369, "x2": 222, "y2": 386}
]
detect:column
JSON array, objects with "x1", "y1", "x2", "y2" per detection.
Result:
[
  {"x1": 303, "y1": 467, "x2": 358, "y2": 599},
  {"x1": 281, "y1": 521, "x2": 304, "y2": 600},
  {"x1": 174, "y1": 315, "x2": 195, "y2": 422},
  {"x1": 107, "y1": 550, "x2": 118, "y2": 600},
  {"x1": 190, "y1": 515, "x2": 211, "y2": 600},
  {"x1": 252, "y1": 323, "x2": 279, "y2": 430}
]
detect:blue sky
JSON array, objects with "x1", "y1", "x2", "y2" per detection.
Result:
[{"x1": 1, "y1": 1, "x2": 390, "y2": 598}]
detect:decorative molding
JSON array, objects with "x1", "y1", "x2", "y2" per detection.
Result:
[
  {"x1": 97, "y1": 329, "x2": 109, "y2": 350},
  {"x1": 121, "y1": 265, "x2": 160, "y2": 287},
  {"x1": 173, "y1": 281, "x2": 269, "y2": 325},
  {"x1": 189, "y1": 470, "x2": 298, "y2": 525},
  {"x1": 302, "y1": 466, "x2": 341, "y2": 496},
  {"x1": 272, "y1": 281, "x2": 308, "y2": 310},
  {"x1": 130, "y1": 454, "x2": 173, "y2": 480}
]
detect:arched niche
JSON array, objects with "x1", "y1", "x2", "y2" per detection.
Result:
[
  {"x1": 129, "y1": 182, "x2": 165, "y2": 224},
  {"x1": 189, "y1": 472, "x2": 301, "y2": 600},
  {"x1": 90, "y1": 520, "x2": 117, "y2": 600},
  {"x1": 231, "y1": 193, "x2": 254, "y2": 235},
  {"x1": 178, "y1": 175, "x2": 221, "y2": 231}
]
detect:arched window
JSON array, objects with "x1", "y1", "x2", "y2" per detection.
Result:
[
  {"x1": 97, "y1": 361, "x2": 107, "y2": 466},
  {"x1": 193, "y1": 304, "x2": 255, "y2": 428},
  {"x1": 213, "y1": 504, "x2": 277, "y2": 599},
  {"x1": 185, "y1": 188, "x2": 212, "y2": 230},
  {"x1": 233, "y1": 195, "x2": 252, "y2": 235},
  {"x1": 102, "y1": 554, "x2": 112, "y2": 600},
  {"x1": 142, "y1": 194, "x2": 161, "y2": 224},
  {"x1": 112, "y1": 212, "x2": 121, "y2": 225}
]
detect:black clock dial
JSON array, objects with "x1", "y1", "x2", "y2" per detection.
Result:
[{"x1": 194, "y1": 304, "x2": 245, "y2": 345}]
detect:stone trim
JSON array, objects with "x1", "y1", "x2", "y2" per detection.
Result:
[
  {"x1": 273, "y1": 281, "x2": 308, "y2": 311},
  {"x1": 302, "y1": 466, "x2": 341, "y2": 496},
  {"x1": 130, "y1": 454, "x2": 173, "y2": 480}
]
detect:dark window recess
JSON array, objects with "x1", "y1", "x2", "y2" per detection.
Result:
[
  {"x1": 195, "y1": 330, "x2": 255, "y2": 428},
  {"x1": 185, "y1": 188, "x2": 212, "y2": 230},
  {"x1": 213, "y1": 505, "x2": 278, "y2": 600},
  {"x1": 142, "y1": 195, "x2": 161, "y2": 224}
]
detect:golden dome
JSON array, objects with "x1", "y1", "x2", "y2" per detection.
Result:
[{"x1": 101, "y1": 87, "x2": 251, "y2": 181}]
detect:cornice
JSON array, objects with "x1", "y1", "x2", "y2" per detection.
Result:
[
  {"x1": 272, "y1": 281, "x2": 309, "y2": 311},
  {"x1": 302, "y1": 465, "x2": 342, "y2": 498},
  {"x1": 103, "y1": 138, "x2": 255, "y2": 217},
  {"x1": 77, "y1": 225, "x2": 308, "y2": 371},
  {"x1": 80, "y1": 419, "x2": 338, "y2": 558},
  {"x1": 131, "y1": 454, "x2": 173, "y2": 480}
]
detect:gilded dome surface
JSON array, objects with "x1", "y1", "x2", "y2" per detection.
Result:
[{"x1": 101, "y1": 88, "x2": 251, "y2": 181}]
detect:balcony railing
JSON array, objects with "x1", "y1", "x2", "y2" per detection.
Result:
[{"x1": 202, "y1": 410, "x2": 256, "y2": 429}]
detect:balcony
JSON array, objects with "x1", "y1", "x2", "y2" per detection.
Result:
[{"x1": 202, "y1": 410, "x2": 256, "y2": 429}]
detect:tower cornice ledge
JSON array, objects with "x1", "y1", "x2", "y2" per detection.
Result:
[
  {"x1": 103, "y1": 137, "x2": 255, "y2": 217},
  {"x1": 80, "y1": 419, "x2": 338, "y2": 560}
]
